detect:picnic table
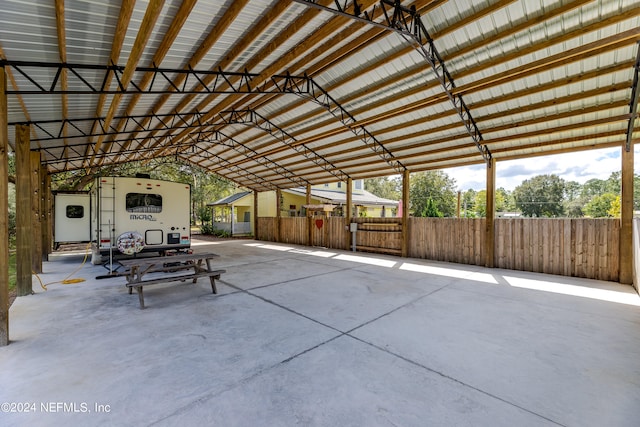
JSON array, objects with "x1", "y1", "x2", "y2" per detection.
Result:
[{"x1": 117, "y1": 252, "x2": 225, "y2": 309}]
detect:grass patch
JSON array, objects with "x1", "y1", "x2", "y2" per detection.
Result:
[{"x1": 9, "y1": 251, "x2": 16, "y2": 291}]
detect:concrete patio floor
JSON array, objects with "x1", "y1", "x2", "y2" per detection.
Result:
[{"x1": 1, "y1": 237, "x2": 640, "y2": 426}]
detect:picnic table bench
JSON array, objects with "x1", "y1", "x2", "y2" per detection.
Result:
[{"x1": 117, "y1": 252, "x2": 225, "y2": 309}]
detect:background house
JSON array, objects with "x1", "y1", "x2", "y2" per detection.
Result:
[
  {"x1": 278, "y1": 180, "x2": 399, "y2": 218},
  {"x1": 207, "y1": 191, "x2": 253, "y2": 236},
  {"x1": 209, "y1": 180, "x2": 398, "y2": 235}
]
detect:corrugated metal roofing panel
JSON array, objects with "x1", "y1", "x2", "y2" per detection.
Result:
[
  {"x1": 64, "y1": 1, "x2": 120, "y2": 65},
  {"x1": 230, "y1": 2, "x2": 323, "y2": 74},
  {"x1": 1, "y1": 0, "x2": 639, "y2": 188}
]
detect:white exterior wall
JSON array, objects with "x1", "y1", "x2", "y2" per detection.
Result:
[
  {"x1": 90, "y1": 177, "x2": 191, "y2": 262},
  {"x1": 54, "y1": 193, "x2": 91, "y2": 244}
]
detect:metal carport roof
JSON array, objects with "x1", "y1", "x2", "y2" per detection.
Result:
[{"x1": 1, "y1": 0, "x2": 638, "y2": 191}]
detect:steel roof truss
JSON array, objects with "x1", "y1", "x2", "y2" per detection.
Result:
[
  {"x1": 294, "y1": 0, "x2": 492, "y2": 163},
  {"x1": 188, "y1": 146, "x2": 275, "y2": 190},
  {"x1": 272, "y1": 72, "x2": 405, "y2": 173},
  {"x1": 626, "y1": 42, "x2": 640, "y2": 152},
  {"x1": 196, "y1": 129, "x2": 310, "y2": 188},
  {"x1": 11, "y1": 110, "x2": 214, "y2": 144},
  {"x1": 0, "y1": 60, "x2": 268, "y2": 95},
  {"x1": 220, "y1": 108, "x2": 349, "y2": 182}
]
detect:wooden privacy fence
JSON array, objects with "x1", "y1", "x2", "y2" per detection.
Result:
[
  {"x1": 408, "y1": 218, "x2": 485, "y2": 266},
  {"x1": 257, "y1": 216, "x2": 347, "y2": 248},
  {"x1": 494, "y1": 218, "x2": 619, "y2": 281},
  {"x1": 257, "y1": 217, "x2": 621, "y2": 282}
]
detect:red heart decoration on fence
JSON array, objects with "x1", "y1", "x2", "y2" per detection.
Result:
[{"x1": 315, "y1": 219, "x2": 324, "y2": 229}]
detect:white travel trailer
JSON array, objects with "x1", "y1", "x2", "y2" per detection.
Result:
[{"x1": 53, "y1": 176, "x2": 191, "y2": 264}]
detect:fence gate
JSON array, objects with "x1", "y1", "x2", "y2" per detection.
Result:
[
  {"x1": 311, "y1": 215, "x2": 326, "y2": 247},
  {"x1": 354, "y1": 217, "x2": 403, "y2": 255}
]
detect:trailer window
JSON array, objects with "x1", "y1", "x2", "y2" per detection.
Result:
[
  {"x1": 66, "y1": 205, "x2": 84, "y2": 218},
  {"x1": 126, "y1": 193, "x2": 163, "y2": 213}
]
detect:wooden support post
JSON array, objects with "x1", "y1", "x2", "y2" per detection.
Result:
[
  {"x1": 42, "y1": 169, "x2": 51, "y2": 259},
  {"x1": 15, "y1": 124, "x2": 33, "y2": 296},
  {"x1": 0, "y1": 66, "x2": 9, "y2": 345},
  {"x1": 345, "y1": 178, "x2": 352, "y2": 250},
  {"x1": 275, "y1": 188, "x2": 281, "y2": 243},
  {"x1": 306, "y1": 184, "x2": 312, "y2": 246},
  {"x1": 402, "y1": 170, "x2": 410, "y2": 257},
  {"x1": 30, "y1": 151, "x2": 42, "y2": 273},
  {"x1": 620, "y1": 143, "x2": 634, "y2": 284},
  {"x1": 485, "y1": 158, "x2": 496, "y2": 268},
  {"x1": 253, "y1": 191, "x2": 259, "y2": 239},
  {"x1": 457, "y1": 191, "x2": 461, "y2": 218},
  {"x1": 230, "y1": 204, "x2": 235, "y2": 237},
  {"x1": 323, "y1": 210, "x2": 329, "y2": 248}
]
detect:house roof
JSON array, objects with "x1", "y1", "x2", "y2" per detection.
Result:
[
  {"x1": 286, "y1": 188, "x2": 399, "y2": 207},
  {"x1": 1, "y1": 1, "x2": 638, "y2": 190},
  {"x1": 208, "y1": 191, "x2": 252, "y2": 206}
]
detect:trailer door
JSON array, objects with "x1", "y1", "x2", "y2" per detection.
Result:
[{"x1": 54, "y1": 193, "x2": 91, "y2": 243}]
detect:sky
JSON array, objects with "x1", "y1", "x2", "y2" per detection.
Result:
[{"x1": 441, "y1": 146, "x2": 640, "y2": 193}]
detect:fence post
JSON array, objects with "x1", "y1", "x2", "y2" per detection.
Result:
[
  {"x1": 402, "y1": 170, "x2": 410, "y2": 257},
  {"x1": 253, "y1": 191, "x2": 259, "y2": 239},
  {"x1": 345, "y1": 178, "x2": 352, "y2": 250},
  {"x1": 306, "y1": 184, "x2": 312, "y2": 246},
  {"x1": 275, "y1": 188, "x2": 281, "y2": 243}
]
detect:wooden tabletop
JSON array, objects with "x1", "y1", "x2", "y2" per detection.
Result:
[{"x1": 117, "y1": 252, "x2": 219, "y2": 268}]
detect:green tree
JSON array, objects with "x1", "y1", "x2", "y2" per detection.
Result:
[
  {"x1": 581, "y1": 178, "x2": 608, "y2": 200},
  {"x1": 496, "y1": 187, "x2": 515, "y2": 212},
  {"x1": 474, "y1": 190, "x2": 487, "y2": 217},
  {"x1": 365, "y1": 176, "x2": 400, "y2": 200},
  {"x1": 473, "y1": 188, "x2": 512, "y2": 217},
  {"x1": 563, "y1": 180, "x2": 584, "y2": 217},
  {"x1": 461, "y1": 189, "x2": 476, "y2": 217},
  {"x1": 608, "y1": 195, "x2": 621, "y2": 218},
  {"x1": 564, "y1": 180, "x2": 582, "y2": 200},
  {"x1": 197, "y1": 205, "x2": 212, "y2": 228},
  {"x1": 602, "y1": 171, "x2": 620, "y2": 194},
  {"x1": 583, "y1": 193, "x2": 618, "y2": 218},
  {"x1": 513, "y1": 174, "x2": 566, "y2": 217},
  {"x1": 410, "y1": 171, "x2": 457, "y2": 217},
  {"x1": 422, "y1": 198, "x2": 443, "y2": 217}
]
